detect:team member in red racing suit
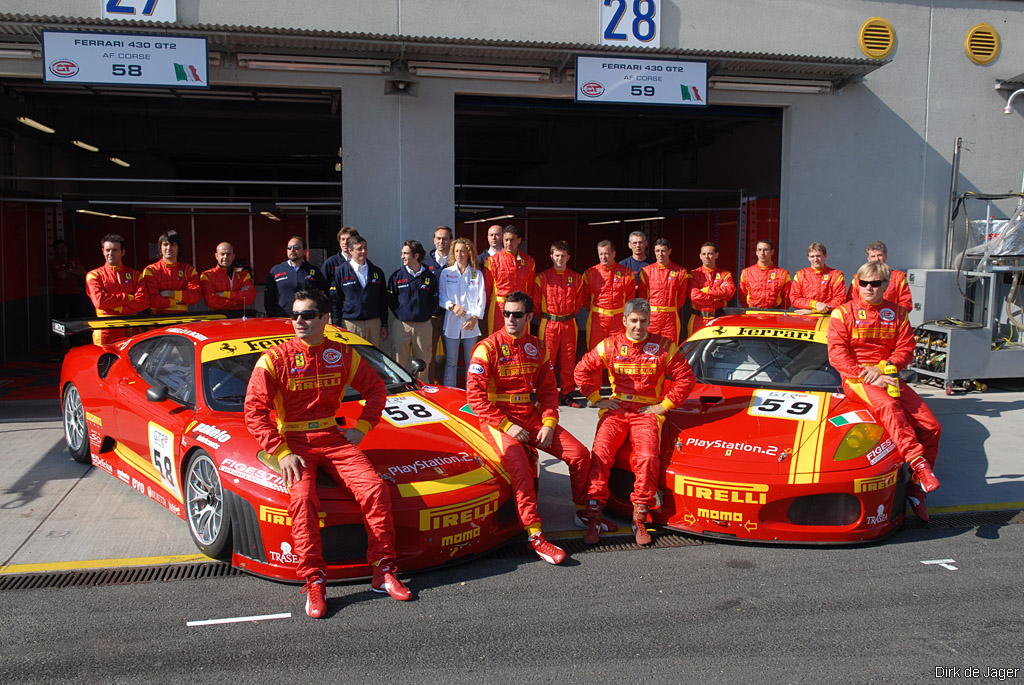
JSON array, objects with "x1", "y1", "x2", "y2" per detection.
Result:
[
  {"x1": 574, "y1": 299, "x2": 696, "y2": 546},
  {"x1": 846, "y1": 240, "x2": 913, "y2": 310},
  {"x1": 85, "y1": 233, "x2": 149, "y2": 345},
  {"x1": 534, "y1": 240, "x2": 584, "y2": 407},
  {"x1": 688, "y1": 242, "x2": 736, "y2": 335},
  {"x1": 466, "y1": 290, "x2": 594, "y2": 565},
  {"x1": 482, "y1": 225, "x2": 535, "y2": 334},
  {"x1": 637, "y1": 238, "x2": 688, "y2": 343},
  {"x1": 739, "y1": 239, "x2": 790, "y2": 309},
  {"x1": 200, "y1": 242, "x2": 256, "y2": 316},
  {"x1": 244, "y1": 289, "x2": 411, "y2": 618},
  {"x1": 827, "y1": 261, "x2": 941, "y2": 521},
  {"x1": 141, "y1": 230, "x2": 202, "y2": 314},
  {"x1": 583, "y1": 240, "x2": 636, "y2": 350},
  {"x1": 790, "y1": 241, "x2": 847, "y2": 315}
]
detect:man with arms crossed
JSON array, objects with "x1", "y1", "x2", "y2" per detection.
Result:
[
  {"x1": 245, "y1": 289, "x2": 411, "y2": 618},
  {"x1": 739, "y1": 239, "x2": 790, "y2": 309},
  {"x1": 575, "y1": 299, "x2": 696, "y2": 546},
  {"x1": 85, "y1": 233, "x2": 149, "y2": 345},
  {"x1": 141, "y1": 230, "x2": 202, "y2": 314},
  {"x1": 688, "y1": 242, "x2": 735, "y2": 335},
  {"x1": 828, "y1": 261, "x2": 941, "y2": 520},
  {"x1": 200, "y1": 242, "x2": 256, "y2": 317},
  {"x1": 790, "y1": 241, "x2": 846, "y2": 315},
  {"x1": 582, "y1": 240, "x2": 636, "y2": 350},
  {"x1": 638, "y1": 238, "x2": 688, "y2": 343},
  {"x1": 534, "y1": 240, "x2": 584, "y2": 407}
]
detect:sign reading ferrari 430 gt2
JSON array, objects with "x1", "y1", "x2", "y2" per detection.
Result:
[
  {"x1": 576, "y1": 56, "x2": 707, "y2": 106},
  {"x1": 42, "y1": 30, "x2": 208, "y2": 88}
]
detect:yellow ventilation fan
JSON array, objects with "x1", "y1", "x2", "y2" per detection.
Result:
[
  {"x1": 859, "y1": 17, "x2": 895, "y2": 59},
  {"x1": 965, "y1": 23, "x2": 999, "y2": 65}
]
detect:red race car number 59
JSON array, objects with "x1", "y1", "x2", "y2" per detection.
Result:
[{"x1": 747, "y1": 390, "x2": 821, "y2": 421}]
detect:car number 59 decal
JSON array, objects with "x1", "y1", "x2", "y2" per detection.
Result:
[
  {"x1": 148, "y1": 421, "x2": 182, "y2": 498},
  {"x1": 747, "y1": 390, "x2": 821, "y2": 421},
  {"x1": 379, "y1": 395, "x2": 446, "y2": 427}
]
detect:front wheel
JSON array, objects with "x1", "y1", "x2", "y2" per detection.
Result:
[
  {"x1": 62, "y1": 383, "x2": 91, "y2": 464},
  {"x1": 185, "y1": 450, "x2": 232, "y2": 559}
]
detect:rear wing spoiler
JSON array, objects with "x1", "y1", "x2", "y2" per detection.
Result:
[{"x1": 52, "y1": 313, "x2": 230, "y2": 338}]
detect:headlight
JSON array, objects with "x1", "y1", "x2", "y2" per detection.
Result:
[{"x1": 833, "y1": 423, "x2": 884, "y2": 462}]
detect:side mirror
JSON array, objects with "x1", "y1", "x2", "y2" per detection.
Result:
[
  {"x1": 146, "y1": 384, "x2": 169, "y2": 402},
  {"x1": 409, "y1": 358, "x2": 426, "y2": 377}
]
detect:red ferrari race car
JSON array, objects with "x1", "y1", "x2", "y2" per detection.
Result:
[
  {"x1": 606, "y1": 313, "x2": 908, "y2": 544},
  {"x1": 58, "y1": 318, "x2": 525, "y2": 581}
]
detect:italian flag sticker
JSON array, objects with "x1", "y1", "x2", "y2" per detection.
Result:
[{"x1": 829, "y1": 410, "x2": 875, "y2": 427}]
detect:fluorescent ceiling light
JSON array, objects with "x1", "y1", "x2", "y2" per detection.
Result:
[
  {"x1": 260, "y1": 211, "x2": 282, "y2": 221},
  {"x1": 587, "y1": 219, "x2": 622, "y2": 226},
  {"x1": 0, "y1": 48, "x2": 38, "y2": 59},
  {"x1": 408, "y1": 62, "x2": 550, "y2": 82},
  {"x1": 76, "y1": 209, "x2": 136, "y2": 221},
  {"x1": 466, "y1": 214, "x2": 515, "y2": 224},
  {"x1": 333, "y1": 162, "x2": 342, "y2": 172},
  {"x1": 72, "y1": 140, "x2": 99, "y2": 152},
  {"x1": 109, "y1": 157, "x2": 131, "y2": 167},
  {"x1": 623, "y1": 216, "x2": 665, "y2": 222},
  {"x1": 710, "y1": 77, "x2": 833, "y2": 94},
  {"x1": 237, "y1": 54, "x2": 391, "y2": 75},
  {"x1": 17, "y1": 116, "x2": 55, "y2": 134}
]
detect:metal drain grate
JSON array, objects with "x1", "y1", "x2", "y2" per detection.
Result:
[
  {"x1": 0, "y1": 561, "x2": 240, "y2": 591},
  {"x1": 904, "y1": 509, "x2": 1024, "y2": 530}
]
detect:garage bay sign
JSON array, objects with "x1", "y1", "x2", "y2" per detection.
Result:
[
  {"x1": 576, "y1": 56, "x2": 707, "y2": 107},
  {"x1": 42, "y1": 30, "x2": 208, "y2": 88}
]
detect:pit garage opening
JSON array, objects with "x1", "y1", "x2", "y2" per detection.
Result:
[{"x1": 454, "y1": 95, "x2": 783, "y2": 276}]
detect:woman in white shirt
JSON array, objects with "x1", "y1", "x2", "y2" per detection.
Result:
[{"x1": 439, "y1": 237, "x2": 487, "y2": 388}]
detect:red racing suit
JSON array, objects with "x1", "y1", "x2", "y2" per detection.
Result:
[
  {"x1": 827, "y1": 299, "x2": 940, "y2": 471},
  {"x1": 200, "y1": 264, "x2": 257, "y2": 313},
  {"x1": 582, "y1": 263, "x2": 636, "y2": 350},
  {"x1": 483, "y1": 250, "x2": 535, "y2": 333},
  {"x1": 466, "y1": 328, "x2": 592, "y2": 531},
  {"x1": 847, "y1": 268, "x2": 913, "y2": 311},
  {"x1": 739, "y1": 264, "x2": 790, "y2": 309},
  {"x1": 574, "y1": 331, "x2": 696, "y2": 508},
  {"x1": 790, "y1": 266, "x2": 847, "y2": 311},
  {"x1": 141, "y1": 260, "x2": 202, "y2": 314},
  {"x1": 688, "y1": 266, "x2": 736, "y2": 335},
  {"x1": 244, "y1": 337, "x2": 393, "y2": 579},
  {"x1": 85, "y1": 264, "x2": 149, "y2": 345},
  {"x1": 534, "y1": 267, "x2": 583, "y2": 395},
  {"x1": 638, "y1": 262, "x2": 688, "y2": 343}
]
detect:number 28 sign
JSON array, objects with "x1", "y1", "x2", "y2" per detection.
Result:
[{"x1": 600, "y1": 0, "x2": 660, "y2": 48}]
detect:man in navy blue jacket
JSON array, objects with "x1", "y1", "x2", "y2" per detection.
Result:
[
  {"x1": 265, "y1": 236, "x2": 327, "y2": 317},
  {"x1": 330, "y1": 234, "x2": 388, "y2": 346},
  {"x1": 387, "y1": 239, "x2": 438, "y2": 375},
  {"x1": 321, "y1": 226, "x2": 359, "y2": 286}
]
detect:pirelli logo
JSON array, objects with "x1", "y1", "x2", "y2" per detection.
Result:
[
  {"x1": 498, "y1": 364, "x2": 537, "y2": 377},
  {"x1": 419, "y1": 492, "x2": 499, "y2": 531},
  {"x1": 259, "y1": 505, "x2": 326, "y2": 528},
  {"x1": 612, "y1": 363, "x2": 658, "y2": 375},
  {"x1": 287, "y1": 373, "x2": 343, "y2": 391},
  {"x1": 675, "y1": 476, "x2": 768, "y2": 505},
  {"x1": 853, "y1": 470, "x2": 898, "y2": 493}
]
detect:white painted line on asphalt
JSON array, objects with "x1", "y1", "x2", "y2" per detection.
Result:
[
  {"x1": 186, "y1": 612, "x2": 292, "y2": 627},
  {"x1": 921, "y1": 558, "x2": 958, "y2": 571}
]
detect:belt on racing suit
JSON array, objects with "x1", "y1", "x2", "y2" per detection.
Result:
[
  {"x1": 695, "y1": 310, "x2": 718, "y2": 318},
  {"x1": 651, "y1": 305, "x2": 678, "y2": 313},
  {"x1": 280, "y1": 417, "x2": 340, "y2": 432},
  {"x1": 611, "y1": 392, "x2": 661, "y2": 405},
  {"x1": 487, "y1": 392, "x2": 535, "y2": 404},
  {"x1": 591, "y1": 306, "x2": 624, "y2": 317},
  {"x1": 540, "y1": 312, "x2": 576, "y2": 322}
]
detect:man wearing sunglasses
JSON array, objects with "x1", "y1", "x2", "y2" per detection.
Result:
[
  {"x1": 264, "y1": 236, "x2": 328, "y2": 318},
  {"x1": 827, "y1": 262, "x2": 941, "y2": 521},
  {"x1": 245, "y1": 289, "x2": 411, "y2": 618},
  {"x1": 575, "y1": 299, "x2": 696, "y2": 546},
  {"x1": 466, "y1": 291, "x2": 593, "y2": 565}
]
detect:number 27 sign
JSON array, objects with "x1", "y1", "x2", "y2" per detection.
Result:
[{"x1": 601, "y1": 0, "x2": 660, "y2": 48}]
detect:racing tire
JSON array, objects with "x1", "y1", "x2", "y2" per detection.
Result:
[
  {"x1": 185, "y1": 450, "x2": 232, "y2": 560},
  {"x1": 62, "y1": 383, "x2": 91, "y2": 465}
]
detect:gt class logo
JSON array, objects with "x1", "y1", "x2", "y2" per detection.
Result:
[
  {"x1": 49, "y1": 59, "x2": 79, "y2": 78},
  {"x1": 581, "y1": 81, "x2": 604, "y2": 97}
]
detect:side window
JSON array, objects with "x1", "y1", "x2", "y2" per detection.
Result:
[{"x1": 129, "y1": 336, "x2": 196, "y2": 406}]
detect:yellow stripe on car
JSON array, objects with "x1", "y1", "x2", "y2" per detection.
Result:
[
  {"x1": 788, "y1": 393, "x2": 829, "y2": 485},
  {"x1": 397, "y1": 466, "x2": 495, "y2": 497}
]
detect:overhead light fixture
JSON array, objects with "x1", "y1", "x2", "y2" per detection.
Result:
[
  {"x1": 76, "y1": 209, "x2": 136, "y2": 221},
  {"x1": 333, "y1": 162, "x2": 342, "y2": 172},
  {"x1": 408, "y1": 61, "x2": 551, "y2": 82},
  {"x1": 260, "y1": 211, "x2": 282, "y2": 221},
  {"x1": 1003, "y1": 88, "x2": 1024, "y2": 114},
  {"x1": 72, "y1": 140, "x2": 100, "y2": 152},
  {"x1": 710, "y1": 76, "x2": 833, "y2": 94},
  {"x1": 237, "y1": 54, "x2": 391, "y2": 74},
  {"x1": 466, "y1": 214, "x2": 515, "y2": 224},
  {"x1": 109, "y1": 157, "x2": 131, "y2": 167},
  {"x1": 623, "y1": 216, "x2": 665, "y2": 223},
  {"x1": 0, "y1": 47, "x2": 38, "y2": 59},
  {"x1": 587, "y1": 219, "x2": 623, "y2": 226},
  {"x1": 17, "y1": 116, "x2": 55, "y2": 134}
]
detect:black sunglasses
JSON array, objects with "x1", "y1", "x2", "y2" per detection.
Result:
[
  {"x1": 286, "y1": 244, "x2": 303, "y2": 250},
  {"x1": 290, "y1": 310, "x2": 320, "y2": 321},
  {"x1": 502, "y1": 310, "x2": 526, "y2": 319},
  {"x1": 858, "y1": 279, "x2": 885, "y2": 288}
]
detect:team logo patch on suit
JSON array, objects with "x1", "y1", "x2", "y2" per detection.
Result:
[
  {"x1": 294, "y1": 353, "x2": 305, "y2": 367},
  {"x1": 857, "y1": 309, "x2": 867, "y2": 320},
  {"x1": 469, "y1": 363, "x2": 485, "y2": 375},
  {"x1": 880, "y1": 308, "x2": 895, "y2": 322},
  {"x1": 323, "y1": 348, "x2": 342, "y2": 364},
  {"x1": 620, "y1": 345, "x2": 629, "y2": 356},
  {"x1": 501, "y1": 343, "x2": 511, "y2": 357},
  {"x1": 524, "y1": 343, "x2": 538, "y2": 357},
  {"x1": 644, "y1": 342, "x2": 660, "y2": 355}
]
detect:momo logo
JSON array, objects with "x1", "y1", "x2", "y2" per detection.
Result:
[
  {"x1": 441, "y1": 526, "x2": 481, "y2": 547},
  {"x1": 49, "y1": 59, "x2": 79, "y2": 78},
  {"x1": 323, "y1": 348, "x2": 342, "y2": 364},
  {"x1": 581, "y1": 81, "x2": 604, "y2": 97}
]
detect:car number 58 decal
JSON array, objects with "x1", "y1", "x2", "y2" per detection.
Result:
[
  {"x1": 379, "y1": 395, "x2": 446, "y2": 427},
  {"x1": 148, "y1": 421, "x2": 182, "y2": 499},
  {"x1": 747, "y1": 390, "x2": 821, "y2": 421}
]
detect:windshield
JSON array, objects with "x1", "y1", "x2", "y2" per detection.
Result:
[
  {"x1": 202, "y1": 345, "x2": 417, "y2": 412},
  {"x1": 684, "y1": 337, "x2": 841, "y2": 391}
]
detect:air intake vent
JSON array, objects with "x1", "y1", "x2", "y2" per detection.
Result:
[
  {"x1": 97, "y1": 353, "x2": 119, "y2": 379},
  {"x1": 859, "y1": 17, "x2": 895, "y2": 59},
  {"x1": 965, "y1": 23, "x2": 999, "y2": 65}
]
